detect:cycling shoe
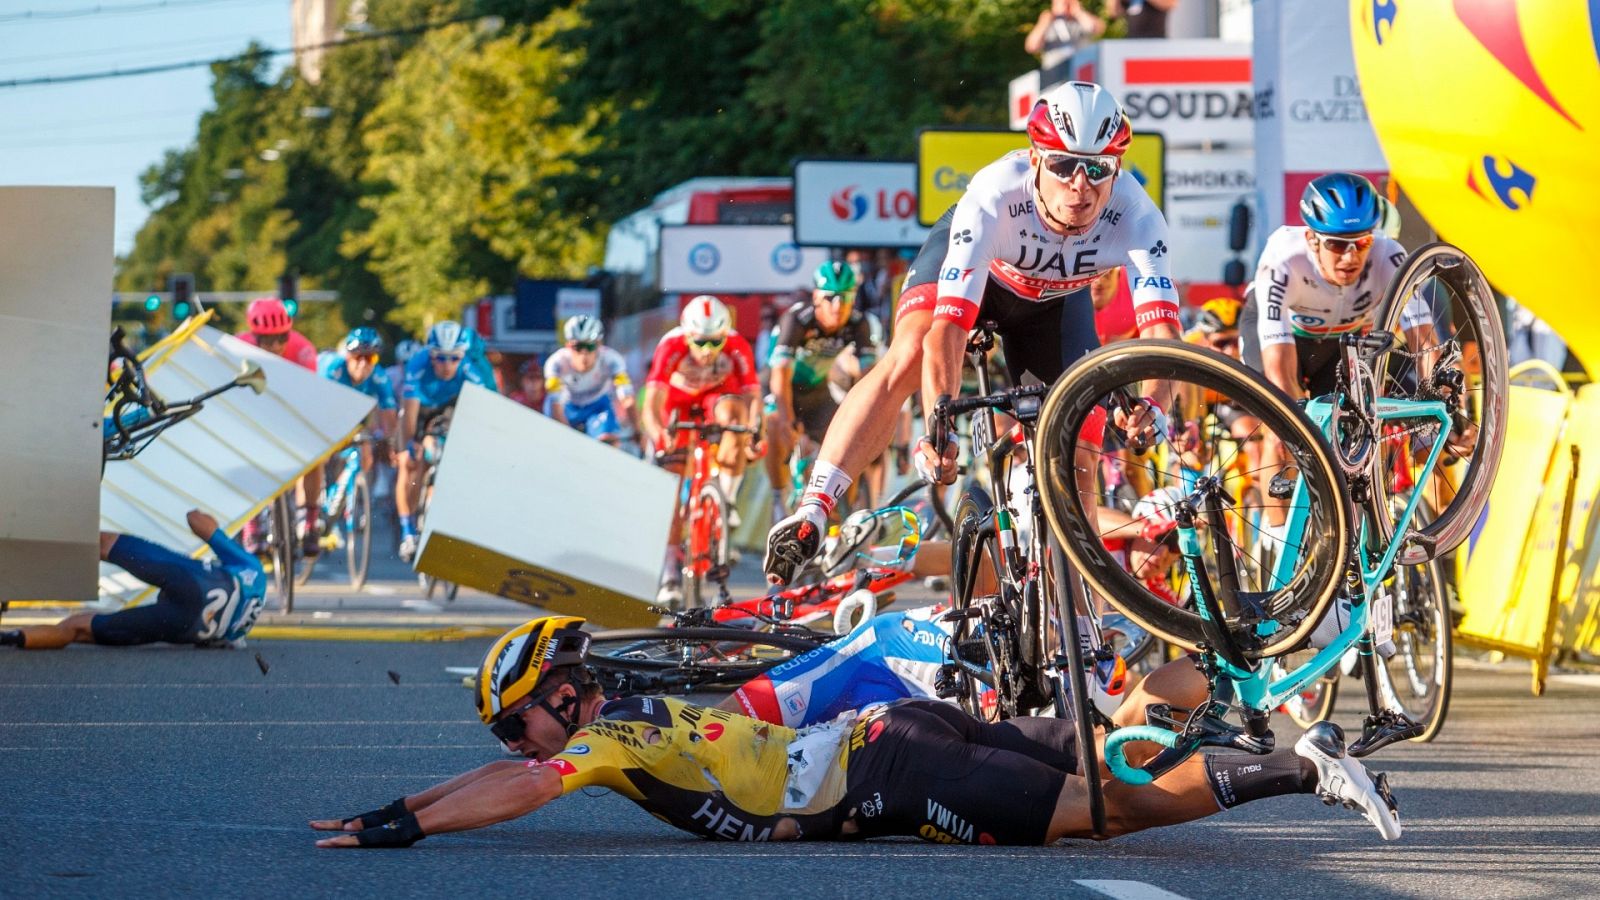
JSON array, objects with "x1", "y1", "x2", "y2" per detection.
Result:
[
  {"x1": 1295, "y1": 721, "x2": 1402, "y2": 840},
  {"x1": 764, "y1": 510, "x2": 824, "y2": 585}
]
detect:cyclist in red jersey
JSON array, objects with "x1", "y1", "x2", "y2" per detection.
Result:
[
  {"x1": 641, "y1": 296, "x2": 762, "y2": 604},
  {"x1": 237, "y1": 298, "x2": 323, "y2": 558}
]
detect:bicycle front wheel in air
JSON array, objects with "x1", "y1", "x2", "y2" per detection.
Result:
[
  {"x1": 347, "y1": 471, "x2": 372, "y2": 590},
  {"x1": 1375, "y1": 496, "x2": 1454, "y2": 741},
  {"x1": 947, "y1": 486, "x2": 1011, "y2": 721},
  {"x1": 270, "y1": 495, "x2": 296, "y2": 613},
  {"x1": 1035, "y1": 341, "x2": 1352, "y2": 659},
  {"x1": 587, "y1": 626, "x2": 828, "y2": 696},
  {"x1": 1365, "y1": 242, "x2": 1509, "y2": 565}
]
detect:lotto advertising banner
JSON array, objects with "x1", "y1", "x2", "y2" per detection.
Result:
[
  {"x1": 793, "y1": 160, "x2": 930, "y2": 248},
  {"x1": 916, "y1": 129, "x2": 1165, "y2": 226},
  {"x1": 1253, "y1": 0, "x2": 1387, "y2": 232},
  {"x1": 1067, "y1": 39, "x2": 1253, "y2": 146},
  {"x1": 659, "y1": 225, "x2": 827, "y2": 294}
]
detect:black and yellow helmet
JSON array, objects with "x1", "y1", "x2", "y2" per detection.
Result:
[
  {"x1": 1194, "y1": 296, "x2": 1243, "y2": 335},
  {"x1": 474, "y1": 616, "x2": 591, "y2": 724}
]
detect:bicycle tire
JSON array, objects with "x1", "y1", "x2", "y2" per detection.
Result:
[
  {"x1": 348, "y1": 471, "x2": 372, "y2": 591},
  {"x1": 1366, "y1": 242, "x2": 1509, "y2": 565},
  {"x1": 1276, "y1": 658, "x2": 1340, "y2": 729},
  {"x1": 948, "y1": 486, "x2": 1012, "y2": 720},
  {"x1": 684, "y1": 482, "x2": 730, "y2": 610},
  {"x1": 587, "y1": 626, "x2": 829, "y2": 695},
  {"x1": 1036, "y1": 341, "x2": 1352, "y2": 658},
  {"x1": 1048, "y1": 541, "x2": 1107, "y2": 838},
  {"x1": 270, "y1": 495, "x2": 296, "y2": 613},
  {"x1": 1376, "y1": 498, "x2": 1453, "y2": 741}
]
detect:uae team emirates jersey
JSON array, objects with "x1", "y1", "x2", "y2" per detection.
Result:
[{"x1": 933, "y1": 150, "x2": 1180, "y2": 331}]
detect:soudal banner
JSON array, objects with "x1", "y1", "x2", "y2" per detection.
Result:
[
  {"x1": 793, "y1": 160, "x2": 931, "y2": 248},
  {"x1": 1066, "y1": 39, "x2": 1253, "y2": 146},
  {"x1": 659, "y1": 225, "x2": 828, "y2": 293}
]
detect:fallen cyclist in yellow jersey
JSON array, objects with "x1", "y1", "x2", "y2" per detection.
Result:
[{"x1": 310, "y1": 617, "x2": 1400, "y2": 847}]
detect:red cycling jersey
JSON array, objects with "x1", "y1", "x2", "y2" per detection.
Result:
[
  {"x1": 647, "y1": 327, "x2": 759, "y2": 397},
  {"x1": 236, "y1": 329, "x2": 318, "y2": 371}
]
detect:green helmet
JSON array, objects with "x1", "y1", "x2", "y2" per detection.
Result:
[{"x1": 813, "y1": 261, "x2": 858, "y2": 293}]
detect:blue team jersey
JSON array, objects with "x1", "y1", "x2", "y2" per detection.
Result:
[
  {"x1": 318, "y1": 352, "x2": 398, "y2": 410},
  {"x1": 401, "y1": 349, "x2": 497, "y2": 407},
  {"x1": 200, "y1": 531, "x2": 269, "y2": 643}
]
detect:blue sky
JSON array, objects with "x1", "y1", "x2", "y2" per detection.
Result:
[{"x1": 0, "y1": 0, "x2": 293, "y2": 256}]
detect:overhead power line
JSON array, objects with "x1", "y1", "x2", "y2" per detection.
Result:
[
  {"x1": 0, "y1": 0, "x2": 261, "y2": 25},
  {"x1": 0, "y1": 11, "x2": 485, "y2": 89}
]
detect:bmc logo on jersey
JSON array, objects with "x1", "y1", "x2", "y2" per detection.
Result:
[
  {"x1": 1132, "y1": 276, "x2": 1174, "y2": 291},
  {"x1": 941, "y1": 266, "x2": 975, "y2": 282},
  {"x1": 830, "y1": 187, "x2": 870, "y2": 221}
]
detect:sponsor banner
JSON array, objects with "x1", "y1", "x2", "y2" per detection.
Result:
[
  {"x1": 793, "y1": 160, "x2": 930, "y2": 248},
  {"x1": 555, "y1": 287, "x2": 601, "y2": 321},
  {"x1": 1008, "y1": 69, "x2": 1041, "y2": 129},
  {"x1": 917, "y1": 129, "x2": 1166, "y2": 226},
  {"x1": 1253, "y1": 0, "x2": 1386, "y2": 232},
  {"x1": 659, "y1": 225, "x2": 827, "y2": 293},
  {"x1": 1066, "y1": 39, "x2": 1253, "y2": 146},
  {"x1": 1163, "y1": 191, "x2": 1240, "y2": 284}
]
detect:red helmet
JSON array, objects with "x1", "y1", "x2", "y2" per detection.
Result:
[
  {"x1": 1026, "y1": 81, "x2": 1133, "y2": 158},
  {"x1": 246, "y1": 298, "x2": 292, "y2": 336}
]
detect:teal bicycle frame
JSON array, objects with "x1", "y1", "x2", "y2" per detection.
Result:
[{"x1": 1106, "y1": 390, "x2": 1454, "y2": 784}]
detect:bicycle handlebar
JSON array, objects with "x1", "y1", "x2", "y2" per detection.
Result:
[{"x1": 1103, "y1": 725, "x2": 1185, "y2": 786}]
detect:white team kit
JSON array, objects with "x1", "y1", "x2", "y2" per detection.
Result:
[
  {"x1": 543, "y1": 345, "x2": 633, "y2": 407},
  {"x1": 1250, "y1": 225, "x2": 1421, "y2": 348},
  {"x1": 926, "y1": 150, "x2": 1181, "y2": 331}
]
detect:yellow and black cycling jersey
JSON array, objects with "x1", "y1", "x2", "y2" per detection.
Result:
[{"x1": 533, "y1": 696, "x2": 851, "y2": 841}]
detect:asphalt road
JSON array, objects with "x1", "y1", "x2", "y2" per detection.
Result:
[{"x1": 4, "y1": 637, "x2": 1599, "y2": 899}]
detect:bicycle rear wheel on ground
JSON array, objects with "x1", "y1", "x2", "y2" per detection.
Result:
[
  {"x1": 1035, "y1": 341, "x2": 1352, "y2": 658},
  {"x1": 586, "y1": 626, "x2": 829, "y2": 695}
]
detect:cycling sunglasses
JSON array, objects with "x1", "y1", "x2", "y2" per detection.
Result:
[
  {"x1": 1315, "y1": 233, "x2": 1375, "y2": 255},
  {"x1": 570, "y1": 341, "x2": 599, "y2": 353},
  {"x1": 689, "y1": 336, "x2": 725, "y2": 350},
  {"x1": 1037, "y1": 150, "x2": 1119, "y2": 185},
  {"x1": 255, "y1": 333, "x2": 288, "y2": 347},
  {"x1": 488, "y1": 698, "x2": 539, "y2": 745},
  {"x1": 817, "y1": 291, "x2": 855, "y2": 305},
  {"x1": 430, "y1": 351, "x2": 465, "y2": 364},
  {"x1": 346, "y1": 346, "x2": 381, "y2": 361}
]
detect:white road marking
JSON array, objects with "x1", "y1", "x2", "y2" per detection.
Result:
[
  {"x1": 364, "y1": 585, "x2": 398, "y2": 595},
  {"x1": 1075, "y1": 881, "x2": 1194, "y2": 900},
  {"x1": 403, "y1": 599, "x2": 444, "y2": 612}
]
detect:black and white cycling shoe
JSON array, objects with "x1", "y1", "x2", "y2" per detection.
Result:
[
  {"x1": 764, "y1": 510, "x2": 824, "y2": 585},
  {"x1": 1295, "y1": 721, "x2": 1402, "y2": 840}
]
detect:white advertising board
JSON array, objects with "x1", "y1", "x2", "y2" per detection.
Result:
[
  {"x1": 1067, "y1": 39, "x2": 1254, "y2": 146},
  {"x1": 0, "y1": 187, "x2": 112, "y2": 601},
  {"x1": 793, "y1": 160, "x2": 931, "y2": 248},
  {"x1": 416, "y1": 384, "x2": 675, "y2": 627},
  {"x1": 1008, "y1": 69, "x2": 1042, "y2": 130},
  {"x1": 1252, "y1": 0, "x2": 1387, "y2": 232},
  {"x1": 659, "y1": 225, "x2": 828, "y2": 293},
  {"x1": 1163, "y1": 148, "x2": 1256, "y2": 283},
  {"x1": 555, "y1": 287, "x2": 601, "y2": 320}
]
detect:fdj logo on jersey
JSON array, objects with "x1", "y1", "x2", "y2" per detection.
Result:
[{"x1": 830, "y1": 187, "x2": 869, "y2": 221}]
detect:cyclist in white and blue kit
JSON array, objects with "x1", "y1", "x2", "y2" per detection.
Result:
[{"x1": 543, "y1": 315, "x2": 636, "y2": 445}]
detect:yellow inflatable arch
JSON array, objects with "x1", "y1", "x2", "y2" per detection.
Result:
[{"x1": 1350, "y1": 0, "x2": 1600, "y2": 369}]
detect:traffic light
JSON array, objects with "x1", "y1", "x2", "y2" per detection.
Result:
[
  {"x1": 144, "y1": 293, "x2": 161, "y2": 312},
  {"x1": 278, "y1": 272, "x2": 299, "y2": 317},
  {"x1": 169, "y1": 273, "x2": 195, "y2": 320}
]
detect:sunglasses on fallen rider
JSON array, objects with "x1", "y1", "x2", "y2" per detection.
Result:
[
  {"x1": 1314, "y1": 233, "x2": 1375, "y2": 255},
  {"x1": 488, "y1": 697, "x2": 539, "y2": 745},
  {"x1": 1037, "y1": 150, "x2": 1119, "y2": 185},
  {"x1": 689, "y1": 336, "x2": 725, "y2": 350}
]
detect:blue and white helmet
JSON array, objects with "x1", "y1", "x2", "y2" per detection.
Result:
[
  {"x1": 426, "y1": 320, "x2": 471, "y2": 354},
  {"x1": 564, "y1": 315, "x2": 604, "y2": 344},
  {"x1": 1299, "y1": 173, "x2": 1382, "y2": 236}
]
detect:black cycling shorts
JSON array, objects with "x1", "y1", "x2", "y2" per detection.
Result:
[
  {"x1": 790, "y1": 384, "x2": 838, "y2": 444},
  {"x1": 902, "y1": 206, "x2": 1099, "y2": 388},
  {"x1": 1240, "y1": 288, "x2": 1343, "y2": 398},
  {"x1": 91, "y1": 535, "x2": 223, "y2": 646},
  {"x1": 841, "y1": 699, "x2": 1075, "y2": 845}
]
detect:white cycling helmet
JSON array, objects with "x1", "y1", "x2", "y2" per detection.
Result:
[
  {"x1": 1026, "y1": 81, "x2": 1133, "y2": 157},
  {"x1": 426, "y1": 320, "x2": 471, "y2": 354},
  {"x1": 680, "y1": 295, "x2": 732, "y2": 342},
  {"x1": 563, "y1": 315, "x2": 604, "y2": 344}
]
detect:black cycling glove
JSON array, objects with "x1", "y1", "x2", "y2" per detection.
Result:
[
  {"x1": 354, "y1": 812, "x2": 425, "y2": 848},
  {"x1": 341, "y1": 798, "x2": 410, "y2": 830}
]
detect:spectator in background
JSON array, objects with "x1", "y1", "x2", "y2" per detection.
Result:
[
  {"x1": 1106, "y1": 0, "x2": 1178, "y2": 39},
  {"x1": 1505, "y1": 298, "x2": 1568, "y2": 369},
  {"x1": 1025, "y1": 0, "x2": 1105, "y2": 84},
  {"x1": 508, "y1": 358, "x2": 549, "y2": 413}
]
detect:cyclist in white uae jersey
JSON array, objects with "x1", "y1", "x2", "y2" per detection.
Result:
[{"x1": 764, "y1": 81, "x2": 1182, "y2": 585}]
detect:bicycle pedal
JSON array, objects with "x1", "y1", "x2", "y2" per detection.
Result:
[
  {"x1": 1348, "y1": 713, "x2": 1425, "y2": 758},
  {"x1": 934, "y1": 664, "x2": 963, "y2": 699},
  {"x1": 1268, "y1": 473, "x2": 1295, "y2": 500}
]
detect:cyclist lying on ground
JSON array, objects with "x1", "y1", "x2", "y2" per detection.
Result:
[
  {"x1": 1, "y1": 511, "x2": 266, "y2": 650},
  {"x1": 310, "y1": 616, "x2": 1400, "y2": 848}
]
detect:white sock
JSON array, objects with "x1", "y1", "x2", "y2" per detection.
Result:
[
  {"x1": 796, "y1": 461, "x2": 852, "y2": 523},
  {"x1": 719, "y1": 470, "x2": 743, "y2": 502}
]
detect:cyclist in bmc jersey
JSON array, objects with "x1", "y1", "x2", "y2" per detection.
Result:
[
  {"x1": 396, "y1": 321, "x2": 497, "y2": 562},
  {"x1": 765, "y1": 262, "x2": 878, "y2": 519},
  {"x1": 311, "y1": 616, "x2": 1402, "y2": 848},
  {"x1": 1, "y1": 510, "x2": 265, "y2": 650},
  {"x1": 319, "y1": 327, "x2": 399, "y2": 473},
  {"x1": 544, "y1": 315, "x2": 636, "y2": 445},
  {"x1": 765, "y1": 81, "x2": 1182, "y2": 584}
]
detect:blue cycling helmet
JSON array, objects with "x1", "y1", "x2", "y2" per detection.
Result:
[
  {"x1": 343, "y1": 326, "x2": 382, "y2": 353},
  {"x1": 426, "y1": 320, "x2": 470, "y2": 354},
  {"x1": 1299, "y1": 173, "x2": 1382, "y2": 236}
]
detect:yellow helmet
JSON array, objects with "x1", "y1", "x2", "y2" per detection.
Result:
[
  {"x1": 474, "y1": 616, "x2": 590, "y2": 724},
  {"x1": 1195, "y1": 296, "x2": 1242, "y2": 334}
]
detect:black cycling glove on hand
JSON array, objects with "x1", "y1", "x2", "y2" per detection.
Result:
[
  {"x1": 354, "y1": 812, "x2": 425, "y2": 848},
  {"x1": 342, "y1": 798, "x2": 410, "y2": 830}
]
